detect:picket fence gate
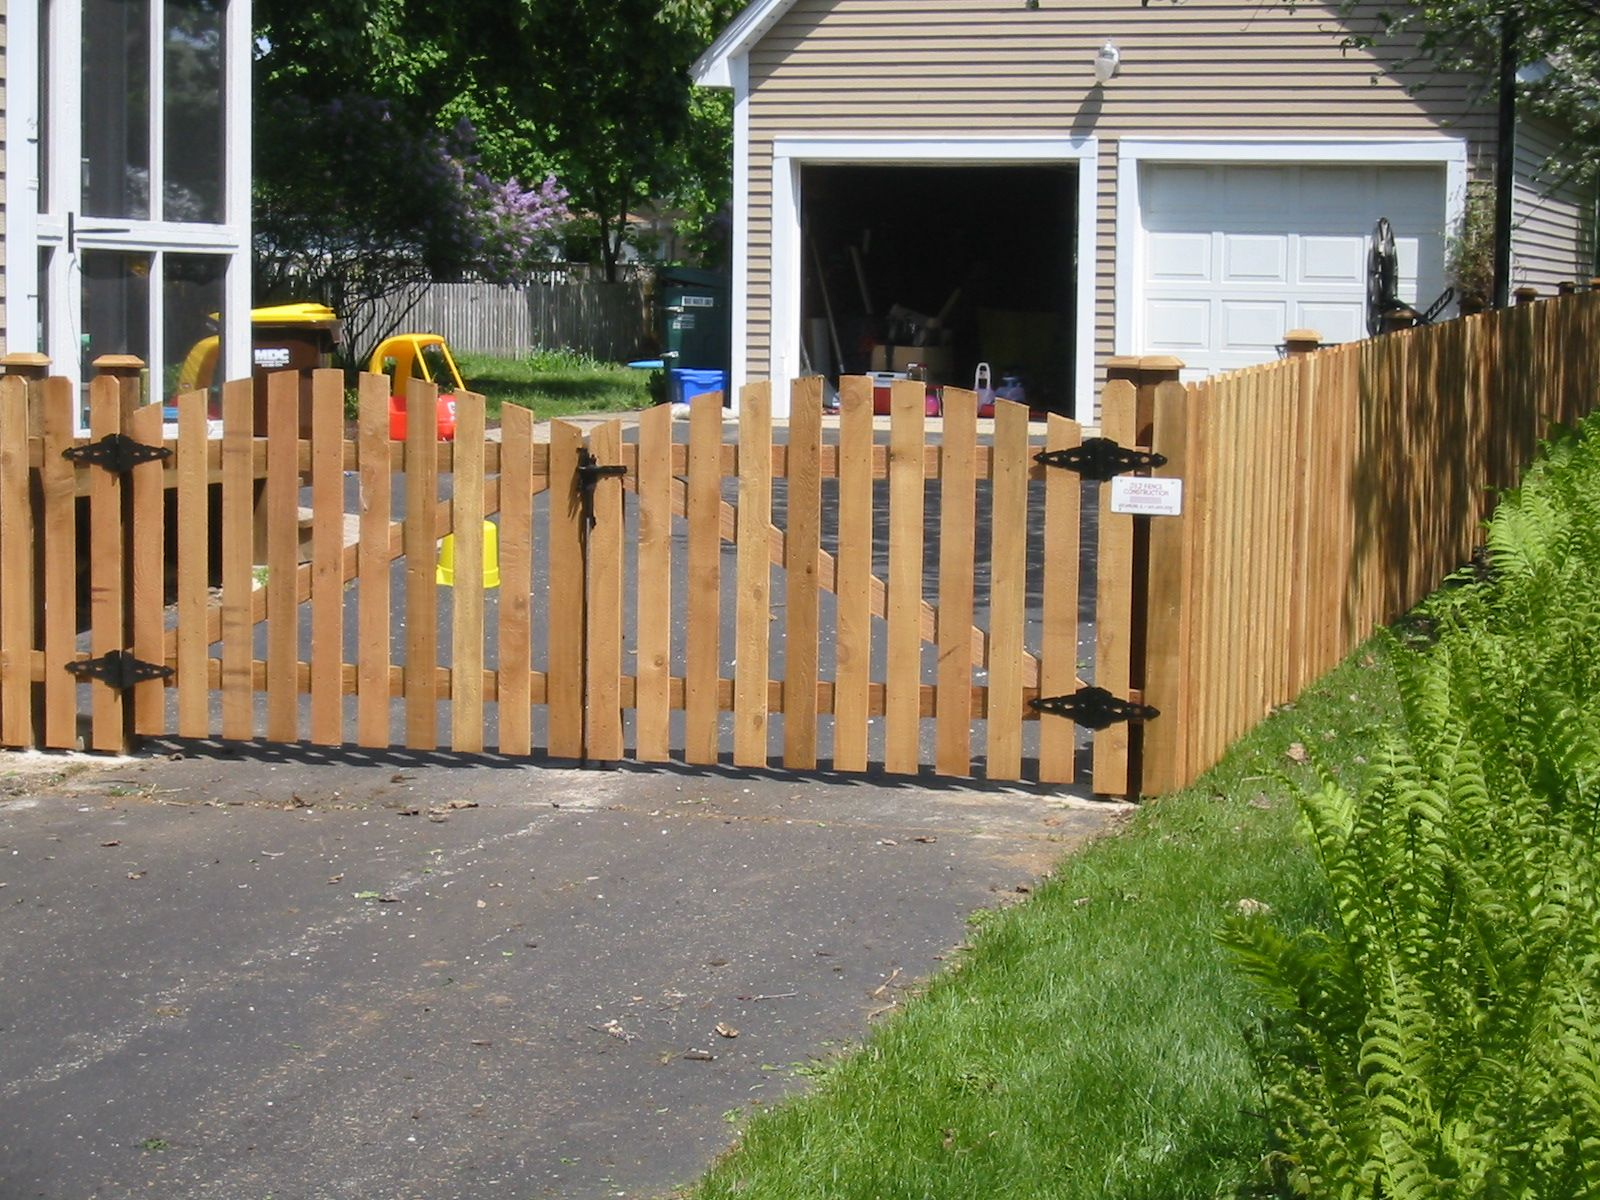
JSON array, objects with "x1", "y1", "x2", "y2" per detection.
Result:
[{"x1": 0, "y1": 363, "x2": 1157, "y2": 795}]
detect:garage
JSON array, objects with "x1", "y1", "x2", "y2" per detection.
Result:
[
  {"x1": 800, "y1": 163, "x2": 1081, "y2": 413},
  {"x1": 1133, "y1": 161, "x2": 1451, "y2": 378}
]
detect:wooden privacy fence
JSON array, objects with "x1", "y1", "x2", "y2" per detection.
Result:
[
  {"x1": 1138, "y1": 289, "x2": 1600, "y2": 793},
  {"x1": 0, "y1": 365, "x2": 1152, "y2": 793},
  {"x1": 367, "y1": 274, "x2": 654, "y2": 360}
]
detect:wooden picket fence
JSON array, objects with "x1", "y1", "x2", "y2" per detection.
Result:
[
  {"x1": 0, "y1": 365, "x2": 1146, "y2": 793},
  {"x1": 1138, "y1": 289, "x2": 1600, "y2": 793},
  {"x1": 5, "y1": 290, "x2": 1591, "y2": 796}
]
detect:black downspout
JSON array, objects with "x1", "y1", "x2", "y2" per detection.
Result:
[{"x1": 1493, "y1": 6, "x2": 1520, "y2": 309}]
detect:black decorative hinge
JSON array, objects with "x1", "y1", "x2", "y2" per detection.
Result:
[
  {"x1": 576, "y1": 450, "x2": 628, "y2": 528},
  {"x1": 67, "y1": 650, "x2": 174, "y2": 691},
  {"x1": 63, "y1": 433, "x2": 172, "y2": 475},
  {"x1": 1034, "y1": 437, "x2": 1165, "y2": 482},
  {"x1": 1030, "y1": 685, "x2": 1159, "y2": 731}
]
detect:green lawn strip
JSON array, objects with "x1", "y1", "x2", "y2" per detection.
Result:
[
  {"x1": 455, "y1": 349, "x2": 655, "y2": 421},
  {"x1": 688, "y1": 649, "x2": 1401, "y2": 1200}
]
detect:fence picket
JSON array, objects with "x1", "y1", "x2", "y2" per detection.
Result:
[
  {"x1": 783, "y1": 378, "x2": 823, "y2": 770},
  {"x1": 498, "y1": 403, "x2": 535, "y2": 756},
  {"x1": 833, "y1": 376, "x2": 873, "y2": 773},
  {"x1": 404, "y1": 379, "x2": 441, "y2": 750},
  {"x1": 0, "y1": 377, "x2": 32, "y2": 748},
  {"x1": 885, "y1": 379, "x2": 927, "y2": 775},
  {"x1": 547, "y1": 421, "x2": 584, "y2": 759},
  {"x1": 585, "y1": 418, "x2": 624, "y2": 761},
  {"x1": 934, "y1": 385, "x2": 977, "y2": 778},
  {"x1": 86, "y1": 375, "x2": 127, "y2": 751},
  {"x1": 451, "y1": 391, "x2": 487, "y2": 753},
  {"x1": 1038, "y1": 413, "x2": 1083, "y2": 784},
  {"x1": 265, "y1": 372, "x2": 300, "y2": 742},
  {"x1": 634, "y1": 402, "x2": 673, "y2": 762},
  {"x1": 310, "y1": 370, "x2": 345, "y2": 744},
  {"x1": 684, "y1": 393, "x2": 723, "y2": 764},
  {"x1": 1139, "y1": 381, "x2": 1191, "y2": 794},
  {"x1": 985, "y1": 398, "x2": 1029, "y2": 781},
  {"x1": 128, "y1": 399, "x2": 166, "y2": 736},
  {"x1": 356, "y1": 373, "x2": 393, "y2": 748},
  {"x1": 175, "y1": 391, "x2": 210, "y2": 738},
  {"x1": 35, "y1": 379, "x2": 76, "y2": 748},
  {"x1": 734, "y1": 382, "x2": 773, "y2": 767},
  {"x1": 1092, "y1": 381, "x2": 1137, "y2": 795}
]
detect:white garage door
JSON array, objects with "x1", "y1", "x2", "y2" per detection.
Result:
[{"x1": 1137, "y1": 162, "x2": 1448, "y2": 378}]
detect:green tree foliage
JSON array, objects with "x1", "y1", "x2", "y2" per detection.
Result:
[
  {"x1": 1326, "y1": 1, "x2": 1600, "y2": 184},
  {"x1": 1221, "y1": 414, "x2": 1600, "y2": 1197},
  {"x1": 254, "y1": 0, "x2": 742, "y2": 288}
]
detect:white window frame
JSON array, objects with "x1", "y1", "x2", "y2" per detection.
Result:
[
  {"x1": 1114, "y1": 138, "x2": 1469, "y2": 361},
  {"x1": 5, "y1": 0, "x2": 252, "y2": 418},
  {"x1": 766, "y1": 135, "x2": 1099, "y2": 424}
]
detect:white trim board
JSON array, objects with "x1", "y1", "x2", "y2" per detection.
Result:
[
  {"x1": 1114, "y1": 138, "x2": 1469, "y2": 363},
  {"x1": 767, "y1": 136, "x2": 1100, "y2": 423}
]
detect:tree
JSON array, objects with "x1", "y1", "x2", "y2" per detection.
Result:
[
  {"x1": 253, "y1": 92, "x2": 567, "y2": 365},
  {"x1": 434, "y1": 0, "x2": 743, "y2": 280},
  {"x1": 254, "y1": 0, "x2": 742, "y2": 287}
]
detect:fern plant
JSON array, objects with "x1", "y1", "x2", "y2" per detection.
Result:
[{"x1": 1221, "y1": 416, "x2": 1600, "y2": 1199}]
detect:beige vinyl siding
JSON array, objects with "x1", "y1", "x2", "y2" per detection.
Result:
[
  {"x1": 740, "y1": 0, "x2": 1497, "y2": 391},
  {"x1": 1512, "y1": 118, "x2": 1596, "y2": 296}
]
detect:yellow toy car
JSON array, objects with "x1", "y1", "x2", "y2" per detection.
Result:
[{"x1": 369, "y1": 332, "x2": 468, "y2": 441}]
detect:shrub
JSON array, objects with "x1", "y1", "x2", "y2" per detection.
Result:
[{"x1": 1221, "y1": 418, "x2": 1600, "y2": 1199}]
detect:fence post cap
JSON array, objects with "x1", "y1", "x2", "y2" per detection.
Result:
[
  {"x1": 1104, "y1": 356, "x2": 1142, "y2": 379},
  {"x1": 1284, "y1": 329, "x2": 1323, "y2": 356},
  {"x1": 1513, "y1": 286, "x2": 1540, "y2": 305},
  {"x1": 91, "y1": 354, "x2": 146, "y2": 374},
  {"x1": 1134, "y1": 355, "x2": 1185, "y2": 374},
  {"x1": 1, "y1": 352, "x2": 52, "y2": 375}
]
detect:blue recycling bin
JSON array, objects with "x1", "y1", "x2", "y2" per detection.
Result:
[{"x1": 671, "y1": 367, "x2": 727, "y2": 405}]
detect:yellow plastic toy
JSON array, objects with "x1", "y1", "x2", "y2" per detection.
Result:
[{"x1": 369, "y1": 333, "x2": 468, "y2": 441}]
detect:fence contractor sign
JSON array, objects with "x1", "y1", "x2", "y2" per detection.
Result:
[{"x1": 1111, "y1": 476, "x2": 1184, "y2": 516}]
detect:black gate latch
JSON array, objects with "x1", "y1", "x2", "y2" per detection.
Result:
[
  {"x1": 1034, "y1": 437, "x2": 1164, "y2": 482},
  {"x1": 1030, "y1": 685, "x2": 1159, "y2": 730},
  {"x1": 576, "y1": 450, "x2": 628, "y2": 527},
  {"x1": 63, "y1": 433, "x2": 173, "y2": 475},
  {"x1": 67, "y1": 650, "x2": 174, "y2": 691}
]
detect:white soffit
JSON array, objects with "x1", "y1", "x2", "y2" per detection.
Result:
[{"x1": 692, "y1": 0, "x2": 802, "y2": 87}]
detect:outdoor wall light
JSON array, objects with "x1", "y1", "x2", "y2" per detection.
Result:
[{"x1": 1094, "y1": 40, "x2": 1121, "y2": 84}]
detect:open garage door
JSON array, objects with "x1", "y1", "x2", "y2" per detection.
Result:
[{"x1": 800, "y1": 164, "x2": 1080, "y2": 414}]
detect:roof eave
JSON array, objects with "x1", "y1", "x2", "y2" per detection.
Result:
[{"x1": 690, "y1": 0, "x2": 799, "y2": 88}]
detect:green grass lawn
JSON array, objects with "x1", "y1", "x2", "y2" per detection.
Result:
[
  {"x1": 455, "y1": 348, "x2": 657, "y2": 421},
  {"x1": 684, "y1": 647, "x2": 1403, "y2": 1200}
]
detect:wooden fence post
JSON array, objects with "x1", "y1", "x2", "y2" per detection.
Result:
[
  {"x1": 1104, "y1": 355, "x2": 1182, "y2": 797},
  {"x1": 0, "y1": 356, "x2": 50, "y2": 748}
]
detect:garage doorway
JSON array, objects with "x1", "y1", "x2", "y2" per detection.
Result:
[
  {"x1": 800, "y1": 164, "x2": 1079, "y2": 413},
  {"x1": 768, "y1": 138, "x2": 1098, "y2": 422}
]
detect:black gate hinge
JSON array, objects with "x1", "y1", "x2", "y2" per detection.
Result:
[
  {"x1": 1035, "y1": 437, "x2": 1164, "y2": 482},
  {"x1": 575, "y1": 450, "x2": 628, "y2": 528},
  {"x1": 63, "y1": 432, "x2": 173, "y2": 475},
  {"x1": 1030, "y1": 685, "x2": 1159, "y2": 730},
  {"x1": 67, "y1": 650, "x2": 174, "y2": 691}
]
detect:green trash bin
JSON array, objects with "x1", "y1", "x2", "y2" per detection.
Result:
[{"x1": 658, "y1": 267, "x2": 730, "y2": 376}]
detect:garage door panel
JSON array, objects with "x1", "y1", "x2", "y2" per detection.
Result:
[
  {"x1": 1220, "y1": 301, "x2": 1287, "y2": 353},
  {"x1": 1222, "y1": 234, "x2": 1289, "y2": 283},
  {"x1": 1223, "y1": 166, "x2": 1289, "y2": 212},
  {"x1": 1148, "y1": 231, "x2": 1212, "y2": 281},
  {"x1": 1144, "y1": 165, "x2": 1211, "y2": 217},
  {"x1": 1144, "y1": 300, "x2": 1210, "y2": 353},
  {"x1": 1298, "y1": 167, "x2": 1372, "y2": 218},
  {"x1": 1300, "y1": 236, "x2": 1366, "y2": 286},
  {"x1": 1137, "y1": 160, "x2": 1448, "y2": 375}
]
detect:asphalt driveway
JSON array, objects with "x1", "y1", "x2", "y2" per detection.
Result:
[{"x1": 0, "y1": 746, "x2": 1123, "y2": 1199}]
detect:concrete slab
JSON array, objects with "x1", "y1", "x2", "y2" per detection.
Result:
[{"x1": 0, "y1": 747, "x2": 1125, "y2": 1200}]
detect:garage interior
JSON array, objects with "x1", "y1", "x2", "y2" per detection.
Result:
[{"x1": 800, "y1": 164, "x2": 1078, "y2": 414}]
